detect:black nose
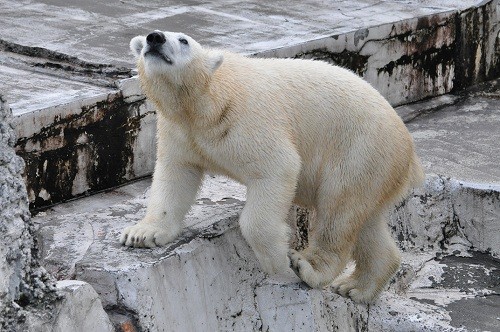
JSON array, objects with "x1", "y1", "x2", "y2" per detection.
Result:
[{"x1": 146, "y1": 31, "x2": 166, "y2": 46}]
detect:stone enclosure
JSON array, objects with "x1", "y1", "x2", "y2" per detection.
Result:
[{"x1": 0, "y1": 0, "x2": 499, "y2": 331}]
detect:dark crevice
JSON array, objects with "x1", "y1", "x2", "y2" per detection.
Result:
[
  {"x1": 105, "y1": 304, "x2": 142, "y2": 332},
  {"x1": 293, "y1": 48, "x2": 369, "y2": 76}
]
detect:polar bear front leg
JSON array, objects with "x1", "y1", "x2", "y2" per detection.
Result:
[
  {"x1": 120, "y1": 161, "x2": 203, "y2": 248},
  {"x1": 238, "y1": 176, "x2": 298, "y2": 275}
]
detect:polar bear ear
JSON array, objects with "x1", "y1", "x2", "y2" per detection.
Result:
[
  {"x1": 130, "y1": 36, "x2": 146, "y2": 58},
  {"x1": 207, "y1": 51, "x2": 224, "y2": 74}
]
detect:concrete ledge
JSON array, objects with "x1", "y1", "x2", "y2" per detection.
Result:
[
  {"x1": 35, "y1": 173, "x2": 499, "y2": 331},
  {"x1": 14, "y1": 92, "x2": 156, "y2": 210},
  {"x1": 391, "y1": 174, "x2": 500, "y2": 256}
]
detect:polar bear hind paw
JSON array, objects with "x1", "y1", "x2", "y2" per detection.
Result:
[
  {"x1": 288, "y1": 249, "x2": 332, "y2": 289},
  {"x1": 331, "y1": 275, "x2": 378, "y2": 304}
]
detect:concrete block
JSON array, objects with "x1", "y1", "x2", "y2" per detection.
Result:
[
  {"x1": 13, "y1": 91, "x2": 156, "y2": 210},
  {"x1": 117, "y1": 77, "x2": 145, "y2": 104},
  {"x1": 451, "y1": 182, "x2": 500, "y2": 257},
  {"x1": 51, "y1": 280, "x2": 114, "y2": 332}
]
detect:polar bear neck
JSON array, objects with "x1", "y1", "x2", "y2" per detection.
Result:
[
  {"x1": 137, "y1": 61, "x2": 209, "y2": 118},
  {"x1": 137, "y1": 59, "x2": 228, "y2": 129}
]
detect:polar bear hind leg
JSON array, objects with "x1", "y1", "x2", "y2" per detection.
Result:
[
  {"x1": 332, "y1": 212, "x2": 401, "y2": 304},
  {"x1": 288, "y1": 180, "x2": 371, "y2": 290}
]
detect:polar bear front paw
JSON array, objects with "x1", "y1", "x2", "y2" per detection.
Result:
[{"x1": 120, "y1": 223, "x2": 178, "y2": 248}]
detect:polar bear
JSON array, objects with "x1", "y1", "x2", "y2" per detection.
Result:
[{"x1": 120, "y1": 30, "x2": 424, "y2": 303}]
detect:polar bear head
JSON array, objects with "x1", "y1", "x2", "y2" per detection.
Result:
[{"x1": 130, "y1": 31, "x2": 224, "y2": 86}]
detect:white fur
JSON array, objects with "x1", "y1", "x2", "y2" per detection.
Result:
[{"x1": 121, "y1": 31, "x2": 424, "y2": 303}]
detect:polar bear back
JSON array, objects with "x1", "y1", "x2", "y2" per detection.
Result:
[
  {"x1": 216, "y1": 54, "x2": 394, "y2": 123},
  {"x1": 206, "y1": 52, "x2": 423, "y2": 207},
  {"x1": 212, "y1": 52, "x2": 409, "y2": 162}
]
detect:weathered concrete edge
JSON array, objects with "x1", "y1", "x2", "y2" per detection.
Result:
[
  {"x1": 254, "y1": 0, "x2": 499, "y2": 106},
  {"x1": 63, "y1": 172, "x2": 499, "y2": 330},
  {"x1": 249, "y1": 9, "x2": 458, "y2": 58},
  {"x1": 12, "y1": 90, "x2": 120, "y2": 138},
  {"x1": 13, "y1": 89, "x2": 156, "y2": 210},
  {"x1": 395, "y1": 94, "x2": 461, "y2": 123},
  {"x1": 71, "y1": 211, "x2": 445, "y2": 331},
  {"x1": 391, "y1": 173, "x2": 500, "y2": 257}
]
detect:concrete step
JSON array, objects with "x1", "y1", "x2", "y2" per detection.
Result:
[
  {"x1": 34, "y1": 86, "x2": 500, "y2": 331},
  {"x1": 34, "y1": 176, "x2": 500, "y2": 331}
]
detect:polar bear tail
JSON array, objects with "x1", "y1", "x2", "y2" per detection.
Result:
[{"x1": 395, "y1": 151, "x2": 425, "y2": 204}]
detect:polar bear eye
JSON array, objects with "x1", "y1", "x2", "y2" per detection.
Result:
[{"x1": 179, "y1": 38, "x2": 188, "y2": 45}]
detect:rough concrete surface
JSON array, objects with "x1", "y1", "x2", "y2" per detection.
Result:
[
  {"x1": 0, "y1": 96, "x2": 119, "y2": 331},
  {"x1": 34, "y1": 174, "x2": 499, "y2": 331},
  {"x1": 0, "y1": 95, "x2": 61, "y2": 331},
  {"x1": 50, "y1": 280, "x2": 114, "y2": 332},
  {"x1": 0, "y1": 95, "x2": 28, "y2": 312}
]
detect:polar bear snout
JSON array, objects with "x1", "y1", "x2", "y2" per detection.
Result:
[
  {"x1": 143, "y1": 31, "x2": 174, "y2": 65},
  {"x1": 146, "y1": 31, "x2": 166, "y2": 46}
]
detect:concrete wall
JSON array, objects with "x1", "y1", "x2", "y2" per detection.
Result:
[
  {"x1": 12, "y1": 0, "x2": 500, "y2": 210},
  {"x1": 13, "y1": 88, "x2": 156, "y2": 210},
  {"x1": 261, "y1": 1, "x2": 500, "y2": 106}
]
